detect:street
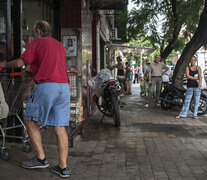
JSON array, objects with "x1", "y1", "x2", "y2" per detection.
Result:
[{"x1": 1, "y1": 83, "x2": 207, "y2": 180}]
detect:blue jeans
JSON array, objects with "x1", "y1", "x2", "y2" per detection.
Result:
[{"x1": 179, "y1": 87, "x2": 201, "y2": 117}]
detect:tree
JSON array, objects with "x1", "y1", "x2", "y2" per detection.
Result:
[
  {"x1": 127, "y1": 0, "x2": 203, "y2": 59},
  {"x1": 172, "y1": 0, "x2": 207, "y2": 85}
]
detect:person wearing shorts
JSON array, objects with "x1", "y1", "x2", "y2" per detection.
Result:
[{"x1": 0, "y1": 20, "x2": 70, "y2": 178}]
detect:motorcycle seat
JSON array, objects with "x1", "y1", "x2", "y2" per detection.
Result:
[
  {"x1": 171, "y1": 84, "x2": 186, "y2": 92},
  {"x1": 201, "y1": 89, "x2": 207, "y2": 98}
]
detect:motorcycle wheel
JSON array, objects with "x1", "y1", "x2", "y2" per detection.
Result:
[
  {"x1": 190, "y1": 97, "x2": 207, "y2": 115},
  {"x1": 96, "y1": 96, "x2": 112, "y2": 117},
  {"x1": 111, "y1": 96, "x2": 121, "y2": 127},
  {"x1": 161, "y1": 100, "x2": 172, "y2": 110}
]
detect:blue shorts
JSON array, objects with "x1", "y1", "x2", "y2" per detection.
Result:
[{"x1": 24, "y1": 82, "x2": 70, "y2": 126}]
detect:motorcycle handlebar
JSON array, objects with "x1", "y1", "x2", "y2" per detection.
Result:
[{"x1": 107, "y1": 66, "x2": 115, "y2": 71}]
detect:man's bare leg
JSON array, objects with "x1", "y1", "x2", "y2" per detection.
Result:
[
  {"x1": 25, "y1": 120, "x2": 45, "y2": 160},
  {"x1": 54, "y1": 126, "x2": 68, "y2": 168}
]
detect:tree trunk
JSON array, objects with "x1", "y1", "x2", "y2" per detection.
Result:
[
  {"x1": 160, "y1": 35, "x2": 179, "y2": 59},
  {"x1": 161, "y1": 0, "x2": 181, "y2": 59},
  {"x1": 172, "y1": 0, "x2": 207, "y2": 85}
]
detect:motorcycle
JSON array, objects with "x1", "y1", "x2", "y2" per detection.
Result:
[
  {"x1": 88, "y1": 68, "x2": 121, "y2": 127},
  {"x1": 160, "y1": 83, "x2": 207, "y2": 115}
]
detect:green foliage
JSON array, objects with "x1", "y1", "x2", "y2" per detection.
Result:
[
  {"x1": 127, "y1": 36, "x2": 159, "y2": 66},
  {"x1": 126, "y1": 52, "x2": 141, "y2": 66},
  {"x1": 173, "y1": 37, "x2": 188, "y2": 51},
  {"x1": 129, "y1": 37, "x2": 152, "y2": 47},
  {"x1": 116, "y1": 10, "x2": 128, "y2": 28},
  {"x1": 127, "y1": 0, "x2": 204, "y2": 57}
]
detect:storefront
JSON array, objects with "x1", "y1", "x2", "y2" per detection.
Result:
[
  {"x1": 0, "y1": 0, "x2": 63, "y2": 140},
  {"x1": 0, "y1": 0, "x2": 60, "y2": 62},
  {"x1": 0, "y1": 0, "x2": 129, "y2": 147},
  {"x1": 0, "y1": 0, "x2": 128, "y2": 125}
]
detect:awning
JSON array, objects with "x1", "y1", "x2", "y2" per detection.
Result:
[
  {"x1": 109, "y1": 44, "x2": 155, "y2": 55},
  {"x1": 89, "y1": 0, "x2": 128, "y2": 11}
]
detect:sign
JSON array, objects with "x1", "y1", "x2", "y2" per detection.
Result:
[{"x1": 63, "y1": 36, "x2": 77, "y2": 57}]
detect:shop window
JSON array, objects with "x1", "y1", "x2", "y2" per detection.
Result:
[
  {"x1": 22, "y1": 0, "x2": 59, "y2": 47},
  {"x1": 0, "y1": 0, "x2": 60, "y2": 62}
]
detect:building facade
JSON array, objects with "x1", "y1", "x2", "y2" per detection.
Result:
[{"x1": 0, "y1": 0, "x2": 128, "y2": 130}]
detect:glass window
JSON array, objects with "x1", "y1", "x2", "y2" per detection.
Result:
[
  {"x1": 22, "y1": 0, "x2": 58, "y2": 48},
  {"x1": 0, "y1": 0, "x2": 59, "y2": 61}
]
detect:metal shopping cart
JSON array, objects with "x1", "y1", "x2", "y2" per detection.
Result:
[
  {"x1": 68, "y1": 70, "x2": 83, "y2": 147},
  {"x1": 0, "y1": 70, "x2": 32, "y2": 160},
  {"x1": 68, "y1": 70, "x2": 80, "y2": 129}
]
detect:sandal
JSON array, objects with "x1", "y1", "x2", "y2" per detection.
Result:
[
  {"x1": 176, "y1": 116, "x2": 185, "y2": 119},
  {"x1": 193, "y1": 116, "x2": 198, "y2": 119}
]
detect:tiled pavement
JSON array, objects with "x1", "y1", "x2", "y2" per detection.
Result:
[{"x1": 1, "y1": 84, "x2": 207, "y2": 180}]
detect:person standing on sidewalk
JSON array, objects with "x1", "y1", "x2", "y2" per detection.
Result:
[
  {"x1": 161, "y1": 58, "x2": 171, "y2": 90},
  {"x1": 145, "y1": 55, "x2": 169, "y2": 107},
  {"x1": 115, "y1": 56, "x2": 125, "y2": 96},
  {"x1": 0, "y1": 20, "x2": 70, "y2": 178},
  {"x1": 125, "y1": 62, "x2": 133, "y2": 95},
  {"x1": 176, "y1": 56, "x2": 202, "y2": 119},
  {"x1": 133, "y1": 66, "x2": 139, "y2": 84},
  {"x1": 142, "y1": 58, "x2": 150, "y2": 96}
]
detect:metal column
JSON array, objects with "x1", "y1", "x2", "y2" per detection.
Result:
[{"x1": 13, "y1": 0, "x2": 22, "y2": 58}]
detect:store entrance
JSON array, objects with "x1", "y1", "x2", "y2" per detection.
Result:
[
  {"x1": 0, "y1": 0, "x2": 60, "y2": 138},
  {"x1": 0, "y1": 0, "x2": 60, "y2": 62}
]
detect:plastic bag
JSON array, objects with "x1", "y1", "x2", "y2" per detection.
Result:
[
  {"x1": 0, "y1": 83, "x2": 9, "y2": 118},
  {"x1": 88, "y1": 68, "x2": 113, "y2": 96}
]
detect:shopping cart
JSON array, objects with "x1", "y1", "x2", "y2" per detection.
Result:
[
  {"x1": 68, "y1": 70, "x2": 80, "y2": 129},
  {"x1": 68, "y1": 70, "x2": 83, "y2": 147},
  {"x1": 0, "y1": 69, "x2": 32, "y2": 160}
]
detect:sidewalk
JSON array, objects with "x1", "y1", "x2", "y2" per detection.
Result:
[{"x1": 1, "y1": 83, "x2": 207, "y2": 179}]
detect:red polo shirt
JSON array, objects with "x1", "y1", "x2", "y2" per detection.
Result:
[{"x1": 21, "y1": 36, "x2": 69, "y2": 84}]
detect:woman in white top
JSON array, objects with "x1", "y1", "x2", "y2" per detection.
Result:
[
  {"x1": 162, "y1": 69, "x2": 171, "y2": 84},
  {"x1": 161, "y1": 59, "x2": 171, "y2": 89}
]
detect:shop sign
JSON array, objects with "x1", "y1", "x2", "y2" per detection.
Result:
[
  {"x1": 0, "y1": 17, "x2": 6, "y2": 34},
  {"x1": 63, "y1": 36, "x2": 77, "y2": 57}
]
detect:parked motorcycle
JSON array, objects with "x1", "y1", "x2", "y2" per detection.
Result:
[
  {"x1": 88, "y1": 68, "x2": 121, "y2": 127},
  {"x1": 160, "y1": 83, "x2": 207, "y2": 115}
]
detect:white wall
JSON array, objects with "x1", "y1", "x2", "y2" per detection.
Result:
[
  {"x1": 196, "y1": 50, "x2": 207, "y2": 72},
  {"x1": 176, "y1": 50, "x2": 207, "y2": 73}
]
